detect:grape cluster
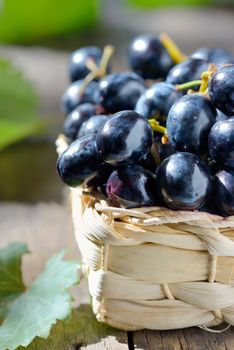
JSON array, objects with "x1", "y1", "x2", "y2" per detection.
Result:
[{"x1": 57, "y1": 34, "x2": 234, "y2": 216}]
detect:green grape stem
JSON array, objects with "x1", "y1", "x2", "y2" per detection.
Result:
[
  {"x1": 176, "y1": 80, "x2": 202, "y2": 91},
  {"x1": 79, "y1": 45, "x2": 114, "y2": 97},
  {"x1": 160, "y1": 32, "x2": 187, "y2": 64},
  {"x1": 148, "y1": 119, "x2": 167, "y2": 134}
]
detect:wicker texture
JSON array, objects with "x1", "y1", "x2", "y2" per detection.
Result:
[{"x1": 70, "y1": 188, "x2": 234, "y2": 331}]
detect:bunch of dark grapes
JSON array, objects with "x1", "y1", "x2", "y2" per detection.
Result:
[{"x1": 57, "y1": 34, "x2": 234, "y2": 216}]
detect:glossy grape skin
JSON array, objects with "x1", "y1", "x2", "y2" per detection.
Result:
[
  {"x1": 208, "y1": 118, "x2": 234, "y2": 171},
  {"x1": 209, "y1": 65, "x2": 234, "y2": 116},
  {"x1": 155, "y1": 152, "x2": 212, "y2": 210},
  {"x1": 106, "y1": 165, "x2": 159, "y2": 208},
  {"x1": 77, "y1": 114, "x2": 108, "y2": 138},
  {"x1": 191, "y1": 47, "x2": 234, "y2": 65},
  {"x1": 213, "y1": 170, "x2": 234, "y2": 216},
  {"x1": 128, "y1": 34, "x2": 174, "y2": 79},
  {"x1": 61, "y1": 80, "x2": 99, "y2": 114},
  {"x1": 135, "y1": 82, "x2": 183, "y2": 123},
  {"x1": 63, "y1": 103, "x2": 97, "y2": 141},
  {"x1": 57, "y1": 135, "x2": 104, "y2": 187},
  {"x1": 98, "y1": 72, "x2": 145, "y2": 113},
  {"x1": 96, "y1": 110, "x2": 152, "y2": 166},
  {"x1": 216, "y1": 109, "x2": 229, "y2": 122},
  {"x1": 69, "y1": 46, "x2": 110, "y2": 82},
  {"x1": 166, "y1": 58, "x2": 209, "y2": 90},
  {"x1": 167, "y1": 94, "x2": 217, "y2": 154}
]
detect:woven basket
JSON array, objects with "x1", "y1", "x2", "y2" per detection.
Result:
[{"x1": 57, "y1": 136, "x2": 234, "y2": 331}]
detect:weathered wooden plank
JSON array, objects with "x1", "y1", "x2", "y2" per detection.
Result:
[
  {"x1": 133, "y1": 327, "x2": 234, "y2": 350},
  {"x1": 21, "y1": 305, "x2": 128, "y2": 350}
]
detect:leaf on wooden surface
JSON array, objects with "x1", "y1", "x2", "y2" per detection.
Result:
[{"x1": 0, "y1": 251, "x2": 80, "y2": 350}]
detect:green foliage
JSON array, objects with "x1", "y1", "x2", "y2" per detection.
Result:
[
  {"x1": 0, "y1": 58, "x2": 43, "y2": 150},
  {"x1": 0, "y1": 244, "x2": 80, "y2": 350},
  {"x1": 0, "y1": 0, "x2": 97, "y2": 43},
  {"x1": 0, "y1": 243, "x2": 28, "y2": 321}
]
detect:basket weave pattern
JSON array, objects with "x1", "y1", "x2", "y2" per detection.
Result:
[{"x1": 71, "y1": 188, "x2": 234, "y2": 331}]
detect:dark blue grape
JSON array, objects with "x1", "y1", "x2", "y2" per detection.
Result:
[
  {"x1": 61, "y1": 80, "x2": 99, "y2": 114},
  {"x1": 208, "y1": 118, "x2": 234, "y2": 171},
  {"x1": 216, "y1": 109, "x2": 229, "y2": 122},
  {"x1": 98, "y1": 72, "x2": 145, "y2": 113},
  {"x1": 213, "y1": 170, "x2": 234, "y2": 216},
  {"x1": 106, "y1": 165, "x2": 159, "y2": 208},
  {"x1": 69, "y1": 46, "x2": 110, "y2": 82},
  {"x1": 166, "y1": 58, "x2": 209, "y2": 90},
  {"x1": 167, "y1": 94, "x2": 217, "y2": 154},
  {"x1": 77, "y1": 114, "x2": 108, "y2": 138},
  {"x1": 191, "y1": 47, "x2": 234, "y2": 65},
  {"x1": 63, "y1": 103, "x2": 97, "y2": 141},
  {"x1": 96, "y1": 110, "x2": 152, "y2": 166},
  {"x1": 209, "y1": 64, "x2": 234, "y2": 116},
  {"x1": 135, "y1": 82, "x2": 183, "y2": 123},
  {"x1": 128, "y1": 34, "x2": 174, "y2": 79},
  {"x1": 57, "y1": 134, "x2": 104, "y2": 187},
  {"x1": 155, "y1": 152, "x2": 212, "y2": 210}
]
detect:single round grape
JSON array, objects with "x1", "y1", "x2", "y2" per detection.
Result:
[
  {"x1": 208, "y1": 118, "x2": 234, "y2": 170},
  {"x1": 96, "y1": 110, "x2": 152, "y2": 166},
  {"x1": 63, "y1": 103, "x2": 97, "y2": 141},
  {"x1": 209, "y1": 64, "x2": 234, "y2": 116},
  {"x1": 69, "y1": 46, "x2": 110, "y2": 82},
  {"x1": 106, "y1": 165, "x2": 159, "y2": 208},
  {"x1": 98, "y1": 72, "x2": 145, "y2": 113},
  {"x1": 135, "y1": 82, "x2": 183, "y2": 123},
  {"x1": 61, "y1": 80, "x2": 99, "y2": 114},
  {"x1": 77, "y1": 114, "x2": 108, "y2": 138},
  {"x1": 191, "y1": 47, "x2": 234, "y2": 65},
  {"x1": 213, "y1": 170, "x2": 234, "y2": 216},
  {"x1": 128, "y1": 34, "x2": 174, "y2": 79},
  {"x1": 167, "y1": 94, "x2": 217, "y2": 154},
  {"x1": 155, "y1": 152, "x2": 212, "y2": 210},
  {"x1": 166, "y1": 58, "x2": 209, "y2": 90},
  {"x1": 57, "y1": 134, "x2": 104, "y2": 187}
]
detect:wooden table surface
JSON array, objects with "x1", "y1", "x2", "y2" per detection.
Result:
[{"x1": 1, "y1": 200, "x2": 234, "y2": 350}]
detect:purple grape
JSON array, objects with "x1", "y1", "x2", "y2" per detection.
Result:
[{"x1": 106, "y1": 165, "x2": 159, "y2": 208}]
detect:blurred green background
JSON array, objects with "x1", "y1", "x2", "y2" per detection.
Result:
[{"x1": 0, "y1": 0, "x2": 233, "y2": 202}]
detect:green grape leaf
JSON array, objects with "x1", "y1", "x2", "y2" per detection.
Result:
[
  {"x1": 0, "y1": 58, "x2": 44, "y2": 150},
  {"x1": 0, "y1": 251, "x2": 80, "y2": 350},
  {"x1": 0, "y1": 242, "x2": 28, "y2": 322}
]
